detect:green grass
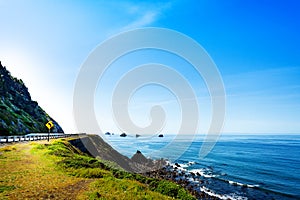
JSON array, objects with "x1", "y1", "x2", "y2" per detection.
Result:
[
  {"x1": 87, "y1": 177, "x2": 166, "y2": 200},
  {"x1": 0, "y1": 139, "x2": 196, "y2": 200},
  {"x1": 0, "y1": 185, "x2": 16, "y2": 193},
  {"x1": 46, "y1": 140, "x2": 195, "y2": 200}
]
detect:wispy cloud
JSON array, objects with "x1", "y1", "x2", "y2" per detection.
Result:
[
  {"x1": 119, "y1": 1, "x2": 172, "y2": 31},
  {"x1": 102, "y1": 1, "x2": 173, "y2": 38},
  {"x1": 121, "y1": 11, "x2": 158, "y2": 31}
]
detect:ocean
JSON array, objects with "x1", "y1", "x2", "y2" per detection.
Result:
[{"x1": 105, "y1": 134, "x2": 300, "y2": 200}]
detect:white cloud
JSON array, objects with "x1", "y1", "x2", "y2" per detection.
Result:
[{"x1": 121, "y1": 11, "x2": 158, "y2": 31}]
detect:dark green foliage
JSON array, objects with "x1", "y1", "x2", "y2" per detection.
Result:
[
  {"x1": 71, "y1": 168, "x2": 108, "y2": 178},
  {"x1": 151, "y1": 180, "x2": 183, "y2": 199},
  {"x1": 109, "y1": 167, "x2": 194, "y2": 199},
  {"x1": 59, "y1": 156, "x2": 107, "y2": 169},
  {"x1": 47, "y1": 142, "x2": 74, "y2": 157},
  {"x1": 0, "y1": 61, "x2": 64, "y2": 135}
]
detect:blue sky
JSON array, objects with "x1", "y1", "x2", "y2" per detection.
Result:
[{"x1": 0, "y1": 0, "x2": 299, "y2": 134}]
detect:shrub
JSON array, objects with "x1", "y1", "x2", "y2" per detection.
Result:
[
  {"x1": 152, "y1": 180, "x2": 195, "y2": 200},
  {"x1": 72, "y1": 168, "x2": 109, "y2": 178}
]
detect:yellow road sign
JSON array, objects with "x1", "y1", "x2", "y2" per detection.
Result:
[{"x1": 45, "y1": 121, "x2": 54, "y2": 130}]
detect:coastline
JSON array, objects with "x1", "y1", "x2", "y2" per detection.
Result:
[
  {"x1": 143, "y1": 163, "x2": 221, "y2": 200},
  {"x1": 104, "y1": 134, "x2": 300, "y2": 200},
  {"x1": 70, "y1": 135, "x2": 220, "y2": 199},
  {"x1": 0, "y1": 138, "x2": 195, "y2": 199},
  {"x1": 1, "y1": 134, "x2": 299, "y2": 199}
]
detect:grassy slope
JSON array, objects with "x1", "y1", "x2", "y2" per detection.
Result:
[{"x1": 0, "y1": 139, "x2": 195, "y2": 200}]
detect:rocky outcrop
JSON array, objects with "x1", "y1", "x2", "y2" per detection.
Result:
[
  {"x1": 131, "y1": 150, "x2": 150, "y2": 164},
  {"x1": 0, "y1": 61, "x2": 64, "y2": 135},
  {"x1": 70, "y1": 135, "x2": 166, "y2": 173}
]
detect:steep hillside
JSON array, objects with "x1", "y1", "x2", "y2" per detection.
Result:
[
  {"x1": 0, "y1": 61, "x2": 63, "y2": 135},
  {"x1": 69, "y1": 135, "x2": 165, "y2": 173}
]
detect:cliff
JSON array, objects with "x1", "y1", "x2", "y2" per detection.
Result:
[
  {"x1": 69, "y1": 135, "x2": 166, "y2": 173},
  {"x1": 0, "y1": 61, "x2": 63, "y2": 135}
]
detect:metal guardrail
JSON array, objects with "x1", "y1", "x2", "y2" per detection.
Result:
[{"x1": 0, "y1": 133, "x2": 86, "y2": 143}]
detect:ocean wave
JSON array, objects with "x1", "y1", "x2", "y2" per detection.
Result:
[
  {"x1": 178, "y1": 163, "x2": 189, "y2": 168},
  {"x1": 167, "y1": 162, "x2": 188, "y2": 172},
  {"x1": 200, "y1": 186, "x2": 248, "y2": 200},
  {"x1": 188, "y1": 161, "x2": 196, "y2": 166},
  {"x1": 171, "y1": 161, "x2": 196, "y2": 168},
  {"x1": 170, "y1": 162, "x2": 260, "y2": 189},
  {"x1": 189, "y1": 169, "x2": 217, "y2": 178},
  {"x1": 227, "y1": 180, "x2": 259, "y2": 188}
]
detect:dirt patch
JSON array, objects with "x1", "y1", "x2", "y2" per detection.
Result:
[
  {"x1": 37, "y1": 179, "x2": 93, "y2": 200},
  {"x1": 62, "y1": 179, "x2": 93, "y2": 199}
]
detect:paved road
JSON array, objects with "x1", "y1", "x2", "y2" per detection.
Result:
[{"x1": 0, "y1": 133, "x2": 81, "y2": 143}]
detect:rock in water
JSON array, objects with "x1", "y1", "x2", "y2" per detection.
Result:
[
  {"x1": 0, "y1": 61, "x2": 64, "y2": 135},
  {"x1": 120, "y1": 133, "x2": 127, "y2": 137}
]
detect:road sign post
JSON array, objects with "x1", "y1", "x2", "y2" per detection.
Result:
[{"x1": 45, "y1": 121, "x2": 54, "y2": 142}]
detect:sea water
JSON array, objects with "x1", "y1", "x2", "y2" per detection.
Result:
[{"x1": 105, "y1": 134, "x2": 300, "y2": 200}]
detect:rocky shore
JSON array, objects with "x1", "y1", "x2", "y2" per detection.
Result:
[
  {"x1": 71, "y1": 135, "x2": 221, "y2": 199},
  {"x1": 142, "y1": 162, "x2": 221, "y2": 200}
]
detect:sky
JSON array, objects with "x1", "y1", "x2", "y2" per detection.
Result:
[{"x1": 0, "y1": 0, "x2": 299, "y2": 134}]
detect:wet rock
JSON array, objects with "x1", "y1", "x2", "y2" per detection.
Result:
[{"x1": 175, "y1": 163, "x2": 181, "y2": 167}]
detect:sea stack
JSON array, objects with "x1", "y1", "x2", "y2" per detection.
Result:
[{"x1": 120, "y1": 133, "x2": 127, "y2": 137}]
